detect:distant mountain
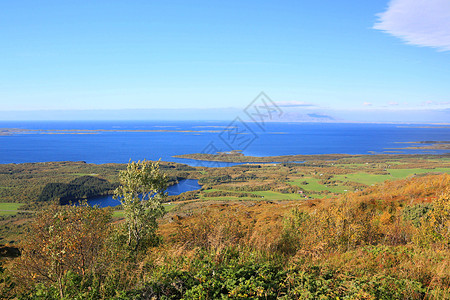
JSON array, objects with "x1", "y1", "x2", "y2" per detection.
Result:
[
  {"x1": 0, "y1": 107, "x2": 448, "y2": 124},
  {"x1": 266, "y1": 111, "x2": 338, "y2": 123}
]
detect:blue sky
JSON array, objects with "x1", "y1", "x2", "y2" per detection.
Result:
[{"x1": 0, "y1": 0, "x2": 449, "y2": 122}]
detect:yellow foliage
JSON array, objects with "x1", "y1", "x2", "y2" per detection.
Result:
[
  {"x1": 380, "y1": 211, "x2": 393, "y2": 226},
  {"x1": 10, "y1": 204, "x2": 112, "y2": 298},
  {"x1": 415, "y1": 190, "x2": 450, "y2": 249}
]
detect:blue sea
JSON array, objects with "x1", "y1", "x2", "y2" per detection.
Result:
[{"x1": 0, "y1": 121, "x2": 449, "y2": 166}]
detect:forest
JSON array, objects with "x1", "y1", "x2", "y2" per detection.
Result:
[{"x1": 38, "y1": 176, "x2": 118, "y2": 205}]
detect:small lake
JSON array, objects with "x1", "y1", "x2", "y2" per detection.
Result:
[{"x1": 84, "y1": 179, "x2": 202, "y2": 208}]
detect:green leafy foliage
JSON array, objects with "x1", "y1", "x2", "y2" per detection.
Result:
[
  {"x1": 402, "y1": 203, "x2": 432, "y2": 227},
  {"x1": 114, "y1": 160, "x2": 168, "y2": 251},
  {"x1": 134, "y1": 251, "x2": 429, "y2": 300}
]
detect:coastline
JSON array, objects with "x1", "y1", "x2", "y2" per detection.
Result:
[{"x1": 173, "y1": 152, "x2": 450, "y2": 164}]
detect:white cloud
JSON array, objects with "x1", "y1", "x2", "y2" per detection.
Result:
[
  {"x1": 374, "y1": 0, "x2": 450, "y2": 51},
  {"x1": 388, "y1": 101, "x2": 399, "y2": 106},
  {"x1": 363, "y1": 102, "x2": 373, "y2": 106},
  {"x1": 275, "y1": 101, "x2": 315, "y2": 108},
  {"x1": 421, "y1": 100, "x2": 450, "y2": 106}
]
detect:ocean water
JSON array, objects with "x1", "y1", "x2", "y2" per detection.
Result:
[{"x1": 0, "y1": 121, "x2": 448, "y2": 166}]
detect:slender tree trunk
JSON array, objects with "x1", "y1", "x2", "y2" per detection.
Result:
[
  {"x1": 128, "y1": 225, "x2": 132, "y2": 246},
  {"x1": 57, "y1": 275, "x2": 64, "y2": 299}
]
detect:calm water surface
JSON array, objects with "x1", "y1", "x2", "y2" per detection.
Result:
[
  {"x1": 84, "y1": 179, "x2": 202, "y2": 208},
  {"x1": 0, "y1": 121, "x2": 448, "y2": 166}
]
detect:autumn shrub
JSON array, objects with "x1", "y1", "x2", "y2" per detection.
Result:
[
  {"x1": 0, "y1": 261, "x2": 15, "y2": 299},
  {"x1": 414, "y1": 191, "x2": 450, "y2": 249},
  {"x1": 276, "y1": 208, "x2": 311, "y2": 255},
  {"x1": 176, "y1": 209, "x2": 250, "y2": 252},
  {"x1": 11, "y1": 204, "x2": 112, "y2": 299},
  {"x1": 283, "y1": 198, "x2": 383, "y2": 255}
]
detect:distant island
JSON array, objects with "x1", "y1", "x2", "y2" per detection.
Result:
[
  {"x1": 0, "y1": 128, "x2": 233, "y2": 136},
  {"x1": 174, "y1": 151, "x2": 450, "y2": 163},
  {"x1": 390, "y1": 141, "x2": 450, "y2": 151}
]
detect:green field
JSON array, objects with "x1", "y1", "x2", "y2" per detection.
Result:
[
  {"x1": 70, "y1": 173, "x2": 100, "y2": 176},
  {"x1": 334, "y1": 168, "x2": 450, "y2": 186},
  {"x1": 289, "y1": 177, "x2": 353, "y2": 194},
  {"x1": 163, "y1": 203, "x2": 178, "y2": 212},
  {"x1": 0, "y1": 203, "x2": 25, "y2": 216},
  {"x1": 202, "y1": 188, "x2": 306, "y2": 201},
  {"x1": 251, "y1": 191, "x2": 305, "y2": 200},
  {"x1": 200, "y1": 195, "x2": 259, "y2": 201},
  {"x1": 333, "y1": 173, "x2": 390, "y2": 186},
  {"x1": 389, "y1": 167, "x2": 450, "y2": 178},
  {"x1": 202, "y1": 188, "x2": 222, "y2": 193}
]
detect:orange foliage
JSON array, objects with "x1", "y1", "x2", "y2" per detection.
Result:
[
  {"x1": 352, "y1": 174, "x2": 449, "y2": 207},
  {"x1": 159, "y1": 174, "x2": 449, "y2": 258},
  {"x1": 11, "y1": 204, "x2": 112, "y2": 298}
]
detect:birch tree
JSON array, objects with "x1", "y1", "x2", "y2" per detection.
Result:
[{"x1": 114, "y1": 159, "x2": 168, "y2": 250}]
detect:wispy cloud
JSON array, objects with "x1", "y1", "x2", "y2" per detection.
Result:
[
  {"x1": 374, "y1": 0, "x2": 450, "y2": 51},
  {"x1": 363, "y1": 102, "x2": 373, "y2": 106},
  {"x1": 421, "y1": 100, "x2": 450, "y2": 106},
  {"x1": 275, "y1": 101, "x2": 316, "y2": 108}
]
